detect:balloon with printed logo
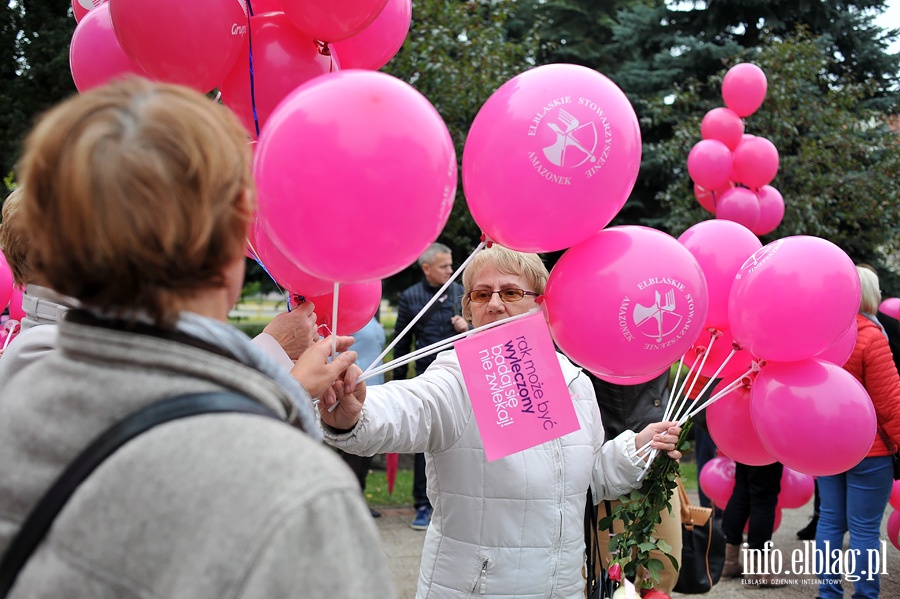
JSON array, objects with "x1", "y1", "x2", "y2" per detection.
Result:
[
  {"x1": 707, "y1": 381, "x2": 775, "y2": 466},
  {"x1": 306, "y1": 281, "x2": 382, "y2": 336},
  {"x1": 280, "y1": 0, "x2": 388, "y2": 42},
  {"x1": 699, "y1": 456, "x2": 736, "y2": 506},
  {"x1": 678, "y1": 219, "x2": 762, "y2": 330},
  {"x1": 752, "y1": 185, "x2": 784, "y2": 236},
  {"x1": 253, "y1": 226, "x2": 334, "y2": 297},
  {"x1": 722, "y1": 63, "x2": 767, "y2": 117},
  {"x1": 687, "y1": 139, "x2": 733, "y2": 191},
  {"x1": 110, "y1": 0, "x2": 248, "y2": 93},
  {"x1": 543, "y1": 226, "x2": 708, "y2": 377},
  {"x1": 0, "y1": 251, "x2": 13, "y2": 312},
  {"x1": 69, "y1": 4, "x2": 146, "y2": 93},
  {"x1": 463, "y1": 64, "x2": 641, "y2": 253},
  {"x1": 732, "y1": 136, "x2": 779, "y2": 190},
  {"x1": 880, "y1": 297, "x2": 900, "y2": 320},
  {"x1": 220, "y1": 12, "x2": 338, "y2": 139},
  {"x1": 683, "y1": 327, "x2": 757, "y2": 382},
  {"x1": 777, "y1": 468, "x2": 815, "y2": 509},
  {"x1": 254, "y1": 70, "x2": 456, "y2": 283},
  {"x1": 72, "y1": 0, "x2": 107, "y2": 22},
  {"x1": 890, "y1": 481, "x2": 900, "y2": 511},
  {"x1": 8, "y1": 286, "x2": 24, "y2": 321},
  {"x1": 729, "y1": 236, "x2": 860, "y2": 362},
  {"x1": 701, "y1": 107, "x2": 744, "y2": 151},
  {"x1": 889, "y1": 511, "x2": 900, "y2": 551},
  {"x1": 814, "y1": 321, "x2": 857, "y2": 367},
  {"x1": 332, "y1": 0, "x2": 411, "y2": 70},
  {"x1": 750, "y1": 359, "x2": 876, "y2": 476},
  {"x1": 715, "y1": 187, "x2": 760, "y2": 231}
]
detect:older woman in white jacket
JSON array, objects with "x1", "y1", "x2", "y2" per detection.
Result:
[{"x1": 319, "y1": 245, "x2": 680, "y2": 599}]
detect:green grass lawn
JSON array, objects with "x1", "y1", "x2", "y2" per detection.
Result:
[{"x1": 363, "y1": 461, "x2": 698, "y2": 508}]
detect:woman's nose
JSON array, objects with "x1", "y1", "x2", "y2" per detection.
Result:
[{"x1": 486, "y1": 293, "x2": 506, "y2": 311}]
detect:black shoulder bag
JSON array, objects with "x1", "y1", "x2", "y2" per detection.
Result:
[
  {"x1": 0, "y1": 392, "x2": 280, "y2": 598},
  {"x1": 584, "y1": 489, "x2": 616, "y2": 599}
]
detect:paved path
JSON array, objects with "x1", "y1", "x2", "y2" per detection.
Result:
[{"x1": 374, "y1": 494, "x2": 900, "y2": 599}]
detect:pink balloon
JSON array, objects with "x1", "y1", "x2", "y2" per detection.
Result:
[
  {"x1": 715, "y1": 187, "x2": 761, "y2": 231},
  {"x1": 683, "y1": 327, "x2": 757, "y2": 382},
  {"x1": 72, "y1": 0, "x2": 107, "y2": 23},
  {"x1": 880, "y1": 297, "x2": 900, "y2": 320},
  {"x1": 701, "y1": 107, "x2": 744, "y2": 151},
  {"x1": 707, "y1": 382, "x2": 775, "y2": 466},
  {"x1": 280, "y1": 0, "x2": 388, "y2": 42},
  {"x1": 250, "y1": 0, "x2": 282, "y2": 13},
  {"x1": 890, "y1": 481, "x2": 900, "y2": 511},
  {"x1": 750, "y1": 359, "x2": 876, "y2": 476},
  {"x1": 889, "y1": 511, "x2": 900, "y2": 551},
  {"x1": 69, "y1": 4, "x2": 146, "y2": 93},
  {"x1": 543, "y1": 226, "x2": 709, "y2": 377},
  {"x1": 729, "y1": 236, "x2": 860, "y2": 362},
  {"x1": 307, "y1": 281, "x2": 382, "y2": 336},
  {"x1": 752, "y1": 185, "x2": 784, "y2": 236},
  {"x1": 462, "y1": 64, "x2": 641, "y2": 253},
  {"x1": 678, "y1": 219, "x2": 762, "y2": 330},
  {"x1": 8, "y1": 286, "x2": 24, "y2": 321},
  {"x1": 591, "y1": 366, "x2": 670, "y2": 386},
  {"x1": 253, "y1": 227, "x2": 334, "y2": 297},
  {"x1": 814, "y1": 321, "x2": 857, "y2": 367},
  {"x1": 332, "y1": 0, "x2": 411, "y2": 70},
  {"x1": 699, "y1": 456, "x2": 736, "y2": 506},
  {"x1": 254, "y1": 70, "x2": 456, "y2": 283},
  {"x1": 722, "y1": 63, "x2": 767, "y2": 117},
  {"x1": 777, "y1": 467, "x2": 815, "y2": 509},
  {"x1": 687, "y1": 139, "x2": 733, "y2": 191},
  {"x1": 110, "y1": 0, "x2": 248, "y2": 93},
  {"x1": 732, "y1": 136, "x2": 779, "y2": 189},
  {"x1": 0, "y1": 250, "x2": 14, "y2": 312},
  {"x1": 220, "y1": 12, "x2": 338, "y2": 139},
  {"x1": 694, "y1": 185, "x2": 717, "y2": 214}
]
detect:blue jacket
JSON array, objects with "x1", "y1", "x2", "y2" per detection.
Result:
[{"x1": 392, "y1": 280, "x2": 464, "y2": 379}]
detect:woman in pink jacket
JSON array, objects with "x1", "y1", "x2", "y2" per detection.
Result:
[{"x1": 816, "y1": 266, "x2": 900, "y2": 599}]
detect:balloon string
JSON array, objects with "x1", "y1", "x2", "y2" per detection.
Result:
[
  {"x1": 359, "y1": 309, "x2": 537, "y2": 383},
  {"x1": 331, "y1": 281, "x2": 340, "y2": 357},
  {"x1": 364, "y1": 240, "x2": 487, "y2": 376},
  {"x1": 246, "y1": 1, "x2": 260, "y2": 138},
  {"x1": 246, "y1": 242, "x2": 292, "y2": 312}
]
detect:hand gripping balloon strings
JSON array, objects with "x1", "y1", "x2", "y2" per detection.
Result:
[
  {"x1": 362, "y1": 239, "x2": 488, "y2": 377},
  {"x1": 359, "y1": 309, "x2": 538, "y2": 383}
]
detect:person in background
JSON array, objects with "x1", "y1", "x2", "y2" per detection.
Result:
[
  {"x1": 590, "y1": 371, "x2": 683, "y2": 594},
  {"x1": 392, "y1": 242, "x2": 469, "y2": 530},
  {"x1": 0, "y1": 77, "x2": 395, "y2": 598},
  {"x1": 318, "y1": 244, "x2": 681, "y2": 599},
  {"x1": 814, "y1": 266, "x2": 900, "y2": 599},
  {"x1": 338, "y1": 314, "x2": 387, "y2": 518}
]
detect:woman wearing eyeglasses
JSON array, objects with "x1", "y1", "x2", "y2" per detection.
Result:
[{"x1": 318, "y1": 244, "x2": 681, "y2": 599}]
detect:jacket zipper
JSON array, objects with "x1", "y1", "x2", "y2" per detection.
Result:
[{"x1": 471, "y1": 559, "x2": 488, "y2": 594}]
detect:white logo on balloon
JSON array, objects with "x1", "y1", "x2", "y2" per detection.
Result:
[
  {"x1": 78, "y1": 0, "x2": 104, "y2": 9},
  {"x1": 618, "y1": 278, "x2": 697, "y2": 349}
]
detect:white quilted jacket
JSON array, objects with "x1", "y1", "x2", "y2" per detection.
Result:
[{"x1": 323, "y1": 349, "x2": 646, "y2": 599}]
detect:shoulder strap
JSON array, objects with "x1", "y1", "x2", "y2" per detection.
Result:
[{"x1": 0, "y1": 391, "x2": 279, "y2": 598}]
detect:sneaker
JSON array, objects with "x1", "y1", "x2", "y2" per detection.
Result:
[{"x1": 411, "y1": 506, "x2": 431, "y2": 530}]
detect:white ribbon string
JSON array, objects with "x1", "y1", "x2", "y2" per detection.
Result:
[{"x1": 363, "y1": 241, "x2": 487, "y2": 376}]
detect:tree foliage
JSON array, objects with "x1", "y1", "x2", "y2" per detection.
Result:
[{"x1": 657, "y1": 29, "x2": 900, "y2": 288}]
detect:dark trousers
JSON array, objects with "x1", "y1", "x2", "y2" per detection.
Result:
[
  {"x1": 413, "y1": 453, "x2": 430, "y2": 509},
  {"x1": 693, "y1": 421, "x2": 717, "y2": 508},
  {"x1": 339, "y1": 451, "x2": 373, "y2": 493},
  {"x1": 723, "y1": 461, "x2": 783, "y2": 549}
]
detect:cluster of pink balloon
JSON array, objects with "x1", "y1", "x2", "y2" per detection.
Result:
[
  {"x1": 699, "y1": 455, "x2": 815, "y2": 527},
  {"x1": 69, "y1": 0, "x2": 412, "y2": 138},
  {"x1": 681, "y1": 231, "x2": 868, "y2": 477},
  {"x1": 687, "y1": 63, "x2": 784, "y2": 236},
  {"x1": 888, "y1": 483, "x2": 900, "y2": 551},
  {"x1": 880, "y1": 297, "x2": 900, "y2": 320}
]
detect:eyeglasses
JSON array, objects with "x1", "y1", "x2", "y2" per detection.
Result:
[{"x1": 467, "y1": 289, "x2": 539, "y2": 304}]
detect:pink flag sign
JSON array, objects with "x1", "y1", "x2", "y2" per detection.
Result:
[{"x1": 455, "y1": 311, "x2": 581, "y2": 461}]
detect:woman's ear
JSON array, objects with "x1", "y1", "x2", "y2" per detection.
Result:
[{"x1": 236, "y1": 187, "x2": 257, "y2": 218}]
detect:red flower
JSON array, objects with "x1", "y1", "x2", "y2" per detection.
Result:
[{"x1": 607, "y1": 562, "x2": 622, "y2": 582}]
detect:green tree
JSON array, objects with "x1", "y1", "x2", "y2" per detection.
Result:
[
  {"x1": 381, "y1": 0, "x2": 543, "y2": 298},
  {"x1": 1, "y1": 1, "x2": 76, "y2": 189},
  {"x1": 658, "y1": 30, "x2": 900, "y2": 288}
]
